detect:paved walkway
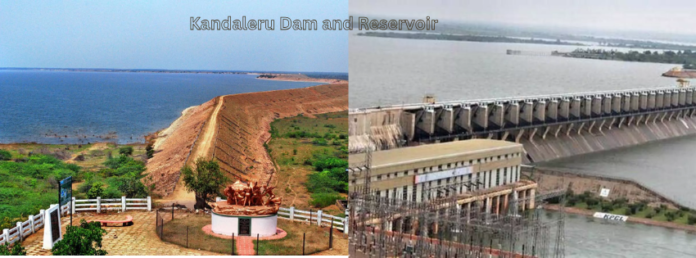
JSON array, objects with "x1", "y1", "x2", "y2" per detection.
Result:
[{"x1": 22, "y1": 211, "x2": 219, "y2": 256}]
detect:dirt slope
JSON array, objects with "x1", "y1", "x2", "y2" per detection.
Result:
[
  {"x1": 144, "y1": 99, "x2": 217, "y2": 197},
  {"x1": 211, "y1": 83, "x2": 348, "y2": 185},
  {"x1": 145, "y1": 83, "x2": 347, "y2": 198}
]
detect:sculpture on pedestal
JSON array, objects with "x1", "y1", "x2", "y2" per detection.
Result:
[{"x1": 212, "y1": 180, "x2": 282, "y2": 216}]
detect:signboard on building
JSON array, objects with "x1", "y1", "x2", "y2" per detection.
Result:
[
  {"x1": 414, "y1": 166, "x2": 472, "y2": 184},
  {"x1": 599, "y1": 188, "x2": 610, "y2": 197},
  {"x1": 593, "y1": 212, "x2": 628, "y2": 222}
]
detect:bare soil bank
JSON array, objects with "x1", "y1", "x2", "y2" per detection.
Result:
[
  {"x1": 257, "y1": 73, "x2": 347, "y2": 84},
  {"x1": 145, "y1": 83, "x2": 348, "y2": 197},
  {"x1": 526, "y1": 167, "x2": 681, "y2": 209},
  {"x1": 545, "y1": 204, "x2": 696, "y2": 233},
  {"x1": 144, "y1": 99, "x2": 217, "y2": 197}
]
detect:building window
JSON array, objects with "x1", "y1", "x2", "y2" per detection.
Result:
[
  {"x1": 496, "y1": 169, "x2": 500, "y2": 186},
  {"x1": 403, "y1": 186, "x2": 408, "y2": 200}
]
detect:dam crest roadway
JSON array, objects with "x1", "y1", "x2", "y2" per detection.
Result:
[{"x1": 349, "y1": 86, "x2": 696, "y2": 163}]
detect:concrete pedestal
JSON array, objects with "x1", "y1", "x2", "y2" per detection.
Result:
[{"x1": 211, "y1": 212, "x2": 278, "y2": 237}]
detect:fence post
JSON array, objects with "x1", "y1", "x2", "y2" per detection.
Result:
[
  {"x1": 72, "y1": 197, "x2": 76, "y2": 214},
  {"x1": 232, "y1": 233, "x2": 235, "y2": 255},
  {"x1": 302, "y1": 232, "x2": 306, "y2": 255},
  {"x1": 97, "y1": 197, "x2": 101, "y2": 213},
  {"x1": 38, "y1": 210, "x2": 45, "y2": 229},
  {"x1": 256, "y1": 234, "x2": 259, "y2": 255},
  {"x1": 28, "y1": 215, "x2": 35, "y2": 234},
  {"x1": 329, "y1": 217, "x2": 334, "y2": 249},
  {"x1": 147, "y1": 196, "x2": 152, "y2": 212},
  {"x1": 16, "y1": 222, "x2": 23, "y2": 240},
  {"x1": 216, "y1": 197, "x2": 221, "y2": 202},
  {"x1": 2, "y1": 229, "x2": 8, "y2": 243},
  {"x1": 344, "y1": 216, "x2": 349, "y2": 234},
  {"x1": 289, "y1": 206, "x2": 294, "y2": 221},
  {"x1": 122, "y1": 196, "x2": 126, "y2": 212},
  {"x1": 317, "y1": 210, "x2": 323, "y2": 227}
]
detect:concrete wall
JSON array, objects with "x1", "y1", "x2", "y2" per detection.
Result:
[{"x1": 349, "y1": 87, "x2": 696, "y2": 163}]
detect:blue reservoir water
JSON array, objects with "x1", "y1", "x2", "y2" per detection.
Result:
[{"x1": 0, "y1": 70, "x2": 322, "y2": 144}]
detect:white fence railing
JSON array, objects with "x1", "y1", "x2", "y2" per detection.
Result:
[
  {"x1": 277, "y1": 207, "x2": 347, "y2": 232},
  {"x1": 0, "y1": 196, "x2": 151, "y2": 246}
]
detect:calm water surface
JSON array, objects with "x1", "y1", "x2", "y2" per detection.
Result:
[
  {"x1": 350, "y1": 33, "x2": 676, "y2": 108},
  {"x1": 0, "y1": 71, "x2": 322, "y2": 144}
]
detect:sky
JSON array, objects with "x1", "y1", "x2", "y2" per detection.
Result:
[
  {"x1": 0, "y1": 0, "x2": 348, "y2": 72},
  {"x1": 350, "y1": 0, "x2": 696, "y2": 37}
]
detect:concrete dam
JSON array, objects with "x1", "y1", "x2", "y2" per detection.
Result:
[{"x1": 349, "y1": 86, "x2": 696, "y2": 163}]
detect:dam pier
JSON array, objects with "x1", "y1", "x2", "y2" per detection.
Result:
[{"x1": 350, "y1": 86, "x2": 696, "y2": 163}]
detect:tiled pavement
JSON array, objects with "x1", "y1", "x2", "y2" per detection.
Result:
[{"x1": 22, "y1": 211, "x2": 220, "y2": 256}]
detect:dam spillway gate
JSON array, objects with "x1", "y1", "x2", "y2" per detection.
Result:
[{"x1": 349, "y1": 86, "x2": 696, "y2": 163}]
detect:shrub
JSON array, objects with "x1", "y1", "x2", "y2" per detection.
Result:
[
  {"x1": 312, "y1": 138, "x2": 328, "y2": 146},
  {"x1": 146, "y1": 146, "x2": 154, "y2": 159},
  {"x1": 118, "y1": 146, "x2": 133, "y2": 156},
  {"x1": 52, "y1": 220, "x2": 107, "y2": 255},
  {"x1": 87, "y1": 183, "x2": 104, "y2": 199},
  {"x1": 645, "y1": 213, "x2": 654, "y2": 219},
  {"x1": 0, "y1": 150, "x2": 11, "y2": 161},
  {"x1": 0, "y1": 242, "x2": 26, "y2": 255},
  {"x1": 309, "y1": 192, "x2": 343, "y2": 208},
  {"x1": 116, "y1": 177, "x2": 148, "y2": 198},
  {"x1": 665, "y1": 211, "x2": 676, "y2": 222},
  {"x1": 688, "y1": 215, "x2": 696, "y2": 225}
]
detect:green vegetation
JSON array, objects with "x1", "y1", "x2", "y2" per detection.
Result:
[
  {"x1": 0, "y1": 155, "x2": 79, "y2": 229},
  {"x1": 0, "y1": 243, "x2": 26, "y2": 255},
  {"x1": 52, "y1": 219, "x2": 107, "y2": 255},
  {"x1": 145, "y1": 144, "x2": 154, "y2": 159},
  {"x1": 0, "y1": 150, "x2": 11, "y2": 161},
  {"x1": 181, "y1": 158, "x2": 228, "y2": 210},
  {"x1": 554, "y1": 190, "x2": 696, "y2": 226},
  {"x1": 267, "y1": 111, "x2": 348, "y2": 212},
  {"x1": 118, "y1": 146, "x2": 134, "y2": 156},
  {"x1": 567, "y1": 49, "x2": 696, "y2": 69},
  {"x1": 76, "y1": 154, "x2": 149, "y2": 200},
  {"x1": 0, "y1": 143, "x2": 151, "y2": 229}
]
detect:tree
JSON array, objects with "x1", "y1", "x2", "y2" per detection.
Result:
[
  {"x1": 52, "y1": 220, "x2": 107, "y2": 255},
  {"x1": 116, "y1": 177, "x2": 147, "y2": 198},
  {"x1": 0, "y1": 243, "x2": 26, "y2": 255},
  {"x1": 118, "y1": 146, "x2": 133, "y2": 156},
  {"x1": 87, "y1": 182, "x2": 104, "y2": 199},
  {"x1": 181, "y1": 159, "x2": 227, "y2": 210}
]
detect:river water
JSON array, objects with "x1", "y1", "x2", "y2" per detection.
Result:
[{"x1": 350, "y1": 33, "x2": 696, "y2": 257}]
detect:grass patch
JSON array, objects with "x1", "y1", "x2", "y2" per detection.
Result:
[
  {"x1": 267, "y1": 112, "x2": 347, "y2": 215},
  {"x1": 255, "y1": 220, "x2": 331, "y2": 255}
]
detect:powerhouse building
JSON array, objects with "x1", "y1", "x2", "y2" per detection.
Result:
[{"x1": 348, "y1": 139, "x2": 537, "y2": 214}]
